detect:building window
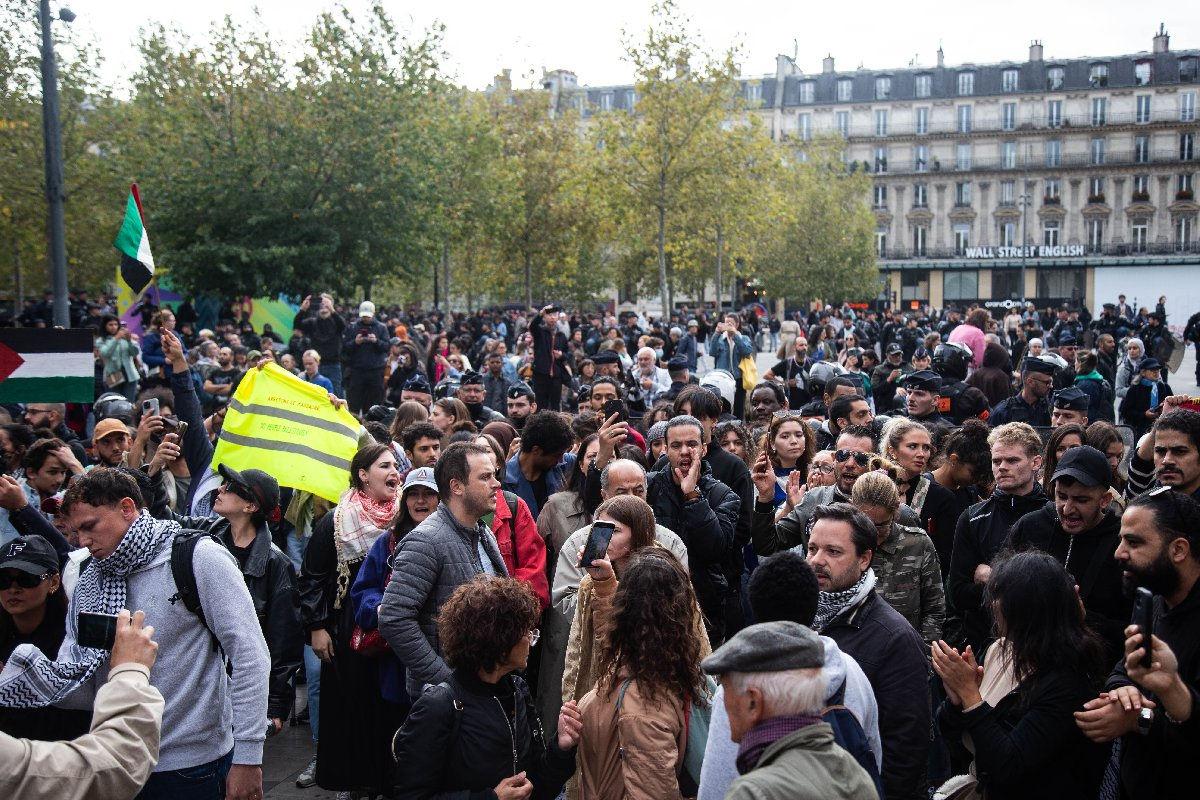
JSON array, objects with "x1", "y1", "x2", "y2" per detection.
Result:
[
  {"x1": 958, "y1": 71, "x2": 975, "y2": 96},
  {"x1": 1178, "y1": 216, "x2": 1195, "y2": 250},
  {"x1": 1089, "y1": 63, "x2": 1109, "y2": 87},
  {"x1": 1089, "y1": 176, "x2": 1105, "y2": 202},
  {"x1": 1000, "y1": 180, "x2": 1015, "y2": 205},
  {"x1": 799, "y1": 81, "x2": 815, "y2": 104},
  {"x1": 1135, "y1": 135, "x2": 1150, "y2": 164},
  {"x1": 914, "y1": 145, "x2": 929, "y2": 173},
  {"x1": 798, "y1": 113, "x2": 812, "y2": 141},
  {"x1": 1137, "y1": 95, "x2": 1152, "y2": 124},
  {"x1": 954, "y1": 224, "x2": 971, "y2": 255},
  {"x1": 1087, "y1": 219, "x2": 1104, "y2": 253},
  {"x1": 915, "y1": 74, "x2": 931, "y2": 98},
  {"x1": 1002, "y1": 141, "x2": 1017, "y2": 169},
  {"x1": 957, "y1": 105, "x2": 972, "y2": 133},
  {"x1": 1000, "y1": 220, "x2": 1016, "y2": 246},
  {"x1": 1183, "y1": 133, "x2": 1195, "y2": 162},
  {"x1": 944, "y1": 271, "x2": 979, "y2": 301},
  {"x1": 876, "y1": 229, "x2": 888, "y2": 256},
  {"x1": 1135, "y1": 61, "x2": 1153, "y2": 86},
  {"x1": 836, "y1": 111, "x2": 850, "y2": 137},
  {"x1": 955, "y1": 181, "x2": 972, "y2": 206},
  {"x1": 837, "y1": 78, "x2": 853, "y2": 102},
  {"x1": 874, "y1": 146, "x2": 888, "y2": 173},
  {"x1": 875, "y1": 109, "x2": 888, "y2": 137},
  {"x1": 1047, "y1": 100, "x2": 1062, "y2": 128},
  {"x1": 993, "y1": 270, "x2": 1022, "y2": 300},
  {"x1": 625, "y1": 89, "x2": 637, "y2": 108},
  {"x1": 1045, "y1": 178, "x2": 1061, "y2": 202},
  {"x1": 873, "y1": 184, "x2": 888, "y2": 208},
  {"x1": 1047, "y1": 66, "x2": 1065, "y2": 90},
  {"x1": 1180, "y1": 173, "x2": 1195, "y2": 196},
  {"x1": 900, "y1": 269, "x2": 929, "y2": 301},
  {"x1": 1091, "y1": 137, "x2": 1106, "y2": 166},
  {"x1": 956, "y1": 143, "x2": 972, "y2": 171},
  {"x1": 1133, "y1": 174, "x2": 1150, "y2": 200},
  {"x1": 1038, "y1": 268, "x2": 1085, "y2": 300},
  {"x1": 744, "y1": 83, "x2": 760, "y2": 102},
  {"x1": 598, "y1": 92, "x2": 613, "y2": 111},
  {"x1": 1045, "y1": 139, "x2": 1062, "y2": 167},
  {"x1": 1002, "y1": 69, "x2": 1019, "y2": 92},
  {"x1": 1182, "y1": 57, "x2": 1199, "y2": 83},
  {"x1": 913, "y1": 182, "x2": 928, "y2": 207},
  {"x1": 915, "y1": 107, "x2": 929, "y2": 135},
  {"x1": 875, "y1": 76, "x2": 891, "y2": 100},
  {"x1": 1132, "y1": 221, "x2": 1149, "y2": 253},
  {"x1": 912, "y1": 226, "x2": 927, "y2": 256},
  {"x1": 1002, "y1": 102, "x2": 1016, "y2": 131},
  {"x1": 1043, "y1": 220, "x2": 1061, "y2": 247},
  {"x1": 1091, "y1": 97, "x2": 1106, "y2": 127},
  {"x1": 1183, "y1": 92, "x2": 1197, "y2": 123}
]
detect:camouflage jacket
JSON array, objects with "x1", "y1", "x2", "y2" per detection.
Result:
[{"x1": 872, "y1": 523, "x2": 945, "y2": 643}]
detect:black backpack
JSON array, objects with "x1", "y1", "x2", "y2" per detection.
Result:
[
  {"x1": 821, "y1": 679, "x2": 883, "y2": 798},
  {"x1": 169, "y1": 528, "x2": 229, "y2": 663}
]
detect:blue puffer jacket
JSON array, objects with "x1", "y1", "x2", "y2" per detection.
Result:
[{"x1": 351, "y1": 532, "x2": 409, "y2": 706}]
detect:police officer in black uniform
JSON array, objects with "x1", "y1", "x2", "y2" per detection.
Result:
[
  {"x1": 931, "y1": 342, "x2": 991, "y2": 425},
  {"x1": 989, "y1": 356, "x2": 1055, "y2": 427},
  {"x1": 1050, "y1": 385, "x2": 1091, "y2": 429},
  {"x1": 901, "y1": 369, "x2": 953, "y2": 441},
  {"x1": 664, "y1": 355, "x2": 697, "y2": 402}
]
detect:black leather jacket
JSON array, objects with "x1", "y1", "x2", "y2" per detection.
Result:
[{"x1": 392, "y1": 669, "x2": 575, "y2": 799}]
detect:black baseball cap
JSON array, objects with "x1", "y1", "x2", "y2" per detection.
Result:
[
  {"x1": 1140, "y1": 358, "x2": 1163, "y2": 372},
  {"x1": 886, "y1": 343, "x2": 903, "y2": 355},
  {"x1": 1052, "y1": 386, "x2": 1090, "y2": 411},
  {"x1": 901, "y1": 370, "x2": 942, "y2": 392},
  {"x1": 218, "y1": 464, "x2": 280, "y2": 516},
  {"x1": 0, "y1": 536, "x2": 59, "y2": 575},
  {"x1": 1052, "y1": 445, "x2": 1112, "y2": 488}
]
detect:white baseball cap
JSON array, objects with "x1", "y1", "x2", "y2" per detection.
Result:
[{"x1": 358, "y1": 301, "x2": 376, "y2": 318}]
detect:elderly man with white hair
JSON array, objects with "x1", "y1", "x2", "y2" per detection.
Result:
[
  {"x1": 630, "y1": 346, "x2": 671, "y2": 405},
  {"x1": 702, "y1": 621, "x2": 879, "y2": 800}
]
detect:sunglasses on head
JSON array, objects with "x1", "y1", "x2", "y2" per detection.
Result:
[
  {"x1": 0, "y1": 571, "x2": 51, "y2": 590},
  {"x1": 834, "y1": 449, "x2": 871, "y2": 467}
]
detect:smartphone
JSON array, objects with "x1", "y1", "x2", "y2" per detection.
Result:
[
  {"x1": 579, "y1": 521, "x2": 616, "y2": 568},
  {"x1": 1131, "y1": 587, "x2": 1155, "y2": 668},
  {"x1": 602, "y1": 399, "x2": 627, "y2": 423},
  {"x1": 141, "y1": 397, "x2": 160, "y2": 418},
  {"x1": 77, "y1": 611, "x2": 119, "y2": 651},
  {"x1": 174, "y1": 421, "x2": 189, "y2": 440}
]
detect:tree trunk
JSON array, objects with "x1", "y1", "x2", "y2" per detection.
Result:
[
  {"x1": 715, "y1": 224, "x2": 724, "y2": 313},
  {"x1": 524, "y1": 252, "x2": 533, "y2": 309},
  {"x1": 432, "y1": 260, "x2": 440, "y2": 310},
  {"x1": 12, "y1": 240, "x2": 22, "y2": 313},
  {"x1": 441, "y1": 240, "x2": 451, "y2": 310},
  {"x1": 656, "y1": 204, "x2": 669, "y2": 319}
]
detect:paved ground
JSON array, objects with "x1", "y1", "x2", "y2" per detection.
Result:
[{"x1": 263, "y1": 341, "x2": 1200, "y2": 797}]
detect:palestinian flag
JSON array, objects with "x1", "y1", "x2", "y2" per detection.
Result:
[
  {"x1": 113, "y1": 184, "x2": 155, "y2": 296},
  {"x1": 0, "y1": 329, "x2": 94, "y2": 403}
]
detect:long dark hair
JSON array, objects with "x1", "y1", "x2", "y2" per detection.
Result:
[
  {"x1": 1042, "y1": 424, "x2": 1086, "y2": 488},
  {"x1": 565, "y1": 433, "x2": 599, "y2": 494},
  {"x1": 985, "y1": 551, "x2": 1107, "y2": 687},
  {"x1": 0, "y1": 572, "x2": 66, "y2": 643},
  {"x1": 597, "y1": 549, "x2": 707, "y2": 705}
]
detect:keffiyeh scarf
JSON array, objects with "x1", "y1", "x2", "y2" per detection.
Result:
[
  {"x1": 0, "y1": 512, "x2": 180, "y2": 707},
  {"x1": 332, "y1": 488, "x2": 398, "y2": 608},
  {"x1": 812, "y1": 568, "x2": 876, "y2": 633}
]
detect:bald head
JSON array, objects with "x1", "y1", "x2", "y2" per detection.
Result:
[{"x1": 600, "y1": 458, "x2": 647, "y2": 500}]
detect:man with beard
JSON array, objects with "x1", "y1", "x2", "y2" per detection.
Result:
[
  {"x1": 481, "y1": 352, "x2": 513, "y2": 413},
  {"x1": 1074, "y1": 489, "x2": 1200, "y2": 800},
  {"x1": 456, "y1": 371, "x2": 504, "y2": 429},
  {"x1": 1006, "y1": 446, "x2": 1132, "y2": 657},
  {"x1": 504, "y1": 383, "x2": 536, "y2": 432},
  {"x1": 501, "y1": 411, "x2": 575, "y2": 519},
  {"x1": 746, "y1": 382, "x2": 787, "y2": 433},
  {"x1": 91, "y1": 418, "x2": 134, "y2": 469},
  {"x1": 871, "y1": 343, "x2": 907, "y2": 413},
  {"x1": 202, "y1": 347, "x2": 241, "y2": 406},
  {"x1": 752, "y1": 427, "x2": 919, "y2": 556},
  {"x1": 586, "y1": 377, "x2": 622, "y2": 415},
  {"x1": 400, "y1": 422, "x2": 442, "y2": 472},
  {"x1": 900, "y1": 371, "x2": 952, "y2": 440},
  {"x1": 989, "y1": 356, "x2": 1054, "y2": 427},
  {"x1": 1127, "y1": 407, "x2": 1200, "y2": 500}
]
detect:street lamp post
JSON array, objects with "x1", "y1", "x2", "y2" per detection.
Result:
[
  {"x1": 38, "y1": 0, "x2": 73, "y2": 329},
  {"x1": 1018, "y1": 189, "x2": 1031, "y2": 307}
]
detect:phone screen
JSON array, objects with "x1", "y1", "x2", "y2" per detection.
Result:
[
  {"x1": 580, "y1": 521, "x2": 616, "y2": 567},
  {"x1": 77, "y1": 612, "x2": 118, "y2": 651}
]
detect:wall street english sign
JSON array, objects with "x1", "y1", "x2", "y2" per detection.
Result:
[{"x1": 963, "y1": 245, "x2": 1086, "y2": 259}]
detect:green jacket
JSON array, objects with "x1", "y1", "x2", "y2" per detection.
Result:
[
  {"x1": 871, "y1": 522, "x2": 945, "y2": 644},
  {"x1": 726, "y1": 722, "x2": 879, "y2": 800}
]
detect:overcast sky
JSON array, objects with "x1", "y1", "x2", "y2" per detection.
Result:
[{"x1": 68, "y1": 0, "x2": 1200, "y2": 90}]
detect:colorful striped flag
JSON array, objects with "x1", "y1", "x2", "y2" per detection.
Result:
[
  {"x1": 0, "y1": 330, "x2": 94, "y2": 403},
  {"x1": 113, "y1": 184, "x2": 155, "y2": 298}
]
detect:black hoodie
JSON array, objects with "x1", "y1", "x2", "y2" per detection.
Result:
[
  {"x1": 1007, "y1": 502, "x2": 1132, "y2": 659},
  {"x1": 946, "y1": 483, "x2": 1049, "y2": 653}
]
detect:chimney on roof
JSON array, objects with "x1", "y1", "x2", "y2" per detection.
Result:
[
  {"x1": 1029, "y1": 40, "x2": 1043, "y2": 62},
  {"x1": 936, "y1": 45, "x2": 944, "y2": 68},
  {"x1": 822, "y1": 54, "x2": 835, "y2": 74},
  {"x1": 1153, "y1": 23, "x2": 1170, "y2": 54}
]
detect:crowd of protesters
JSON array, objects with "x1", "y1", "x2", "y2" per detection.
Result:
[{"x1": 0, "y1": 289, "x2": 1198, "y2": 800}]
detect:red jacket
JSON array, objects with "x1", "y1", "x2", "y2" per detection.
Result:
[{"x1": 491, "y1": 489, "x2": 549, "y2": 609}]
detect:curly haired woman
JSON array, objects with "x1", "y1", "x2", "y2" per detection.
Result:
[{"x1": 575, "y1": 548, "x2": 712, "y2": 799}]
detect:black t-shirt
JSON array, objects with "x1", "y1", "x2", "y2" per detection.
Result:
[
  {"x1": 770, "y1": 357, "x2": 810, "y2": 408},
  {"x1": 228, "y1": 541, "x2": 253, "y2": 570},
  {"x1": 530, "y1": 474, "x2": 550, "y2": 518},
  {"x1": 207, "y1": 367, "x2": 240, "y2": 390},
  {"x1": 0, "y1": 606, "x2": 92, "y2": 741}
]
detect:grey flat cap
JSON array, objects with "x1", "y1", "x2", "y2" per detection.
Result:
[{"x1": 701, "y1": 621, "x2": 824, "y2": 676}]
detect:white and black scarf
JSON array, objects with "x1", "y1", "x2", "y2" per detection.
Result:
[
  {"x1": 0, "y1": 512, "x2": 180, "y2": 707},
  {"x1": 812, "y1": 568, "x2": 876, "y2": 633}
]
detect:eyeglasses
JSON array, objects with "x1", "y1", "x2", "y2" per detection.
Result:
[
  {"x1": 834, "y1": 449, "x2": 871, "y2": 467},
  {"x1": 0, "y1": 571, "x2": 51, "y2": 590},
  {"x1": 811, "y1": 462, "x2": 835, "y2": 475},
  {"x1": 527, "y1": 629, "x2": 541, "y2": 646}
]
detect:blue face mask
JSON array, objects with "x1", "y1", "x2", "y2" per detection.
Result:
[{"x1": 655, "y1": 349, "x2": 664, "y2": 360}]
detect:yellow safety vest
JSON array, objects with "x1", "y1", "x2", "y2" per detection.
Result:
[{"x1": 211, "y1": 363, "x2": 360, "y2": 502}]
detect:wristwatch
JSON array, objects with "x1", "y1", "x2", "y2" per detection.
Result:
[{"x1": 1136, "y1": 706, "x2": 1154, "y2": 735}]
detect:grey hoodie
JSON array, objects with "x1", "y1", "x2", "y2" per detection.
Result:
[{"x1": 696, "y1": 635, "x2": 882, "y2": 800}]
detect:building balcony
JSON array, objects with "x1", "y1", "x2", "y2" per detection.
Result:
[
  {"x1": 853, "y1": 149, "x2": 1194, "y2": 177},
  {"x1": 1132, "y1": 191, "x2": 1152, "y2": 202},
  {"x1": 1178, "y1": 189, "x2": 1196, "y2": 201},
  {"x1": 829, "y1": 108, "x2": 1198, "y2": 141},
  {"x1": 1087, "y1": 194, "x2": 1107, "y2": 204}
]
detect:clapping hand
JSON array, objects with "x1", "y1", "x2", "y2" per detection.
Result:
[
  {"x1": 556, "y1": 701, "x2": 582, "y2": 750},
  {"x1": 931, "y1": 641, "x2": 983, "y2": 708}
]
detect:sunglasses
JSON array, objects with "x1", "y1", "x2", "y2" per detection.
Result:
[
  {"x1": 220, "y1": 482, "x2": 256, "y2": 503},
  {"x1": 528, "y1": 629, "x2": 541, "y2": 646},
  {"x1": 0, "y1": 571, "x2": 51, "y2": 590},
  {"x1": 834, "y1": 449, "x2": 871, "y2": 467}
]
